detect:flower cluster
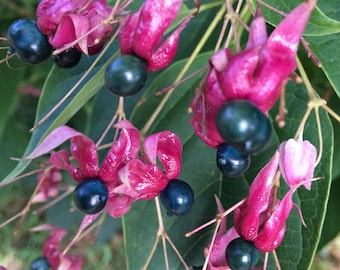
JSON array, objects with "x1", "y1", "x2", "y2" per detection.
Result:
[
  {"x1": 36, "y1": 0, "x2": 113, "y2": 55},
  {"x1": 236, "y1": 139, "x2": 317, "y2": 253},
  {"x1": 28, "y1": 120, "x2": 182, "y2": 218},
  {"x1": 32, "y1": 224, "x2": 83, "y2": 269},
  {"x1": 119, "y1": 0, "x2": 192, "y2": 71},
  {"x1": 190, "y1": 0, "x2": 316, "y2": 148},
  {"x1": 32, "y1": 165, "x2": 62, "y2": 204},
  {"x1": 202, "y1": 138, "x2": 317, "y2": 268}
]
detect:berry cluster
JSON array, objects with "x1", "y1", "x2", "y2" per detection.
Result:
[
  {"x1": 6, "y1": 18, "x2": 82, "y2": 68},
  {"x1": 191, "y1": 0, "x2": 316, "y2": 179}
]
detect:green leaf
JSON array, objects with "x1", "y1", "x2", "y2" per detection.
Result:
[
  {"x1": 317, "y1": 176, "x2": 340, "y2": 250},
  {"x1": 259, "y1": 0, "x2": 340, "y2": 36},
  {"x1": 306, "y1": 33, "x2": 340, "y2": 97},
  {"x1": 0, "y1": 53, "x2": 23, "y2": 139},
  {"x1": 123, "y1": 60, "x2": 333, "y2": 270},
  {"x1": 261, "y1": 0, "x2": 340, "y2": 97},
  {"x1": 1, "y1": 42, "x2": 120, "y2": 183}
]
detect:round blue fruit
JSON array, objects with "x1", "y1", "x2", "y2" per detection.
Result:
[
  {"x1": 52, "y1": 48, "x2": 82, "y2": 68},
  {"x1": 7, "y1": 19, "x2": 52, "y2": 64},
  {"x1": 216, "y1": 100, "x2": 272, "y2": 155},
  {"x1": 160, "y1": 179, "x2": 194, "y2": 216},
  {"x1": 73, "y1": 178, "x2": 108, "y2": 215},
  {"x1": 105, "y1": 54, "x2": 147, "y2": 97},
  {"x1": 30, "y1": 257, "x2": 50, "y2": 270},
  {"x1": 216, "y1": 144, "x2": 250, "y2": 177},
  {"x1": 225, "y1": 237, "x2": 259, "y2": 270}
]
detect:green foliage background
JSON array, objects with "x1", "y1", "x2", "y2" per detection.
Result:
[{"x1": 0, "y1": 0, "x2": 339, "y2": 269}]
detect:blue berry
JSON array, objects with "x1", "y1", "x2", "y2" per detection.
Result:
[
  {"x1": 225, "y1": 237, "x2": 259, "y2": 270},
  {"x1": 105, "y1": 54, "x2": 147, "y2": 96},
  {"x1": 7, "y1": 19, "x2": 52, "y2": 64},
  {"x1": 216, "y1": 100, "x2": 272, "y2": 155},
  {"x1": 160, "y1": 179, "x2": 194, "y2": 216},
  {"x1": 73, "y1": 178, "x2": 108, "y2": 215},
  {"x1": 30, "y1": 257, "x2": 50, "y2": 270},
  {"x1": 216, "y1": 144, "x2": 250, "y2": 177},
  {"x1": 52, "y1": 48, "x2": 82, "y2": 68}
]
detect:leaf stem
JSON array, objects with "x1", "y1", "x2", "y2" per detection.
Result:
[
  {"x1": 314, "y1": 107, "x2": 323, "y2": 166},
  {"x1": 296, "y1": 56, "x2": 316, "y2": 99},
  {"x1": 322, "y1": 104, "x2": 340, "y2": 123}
]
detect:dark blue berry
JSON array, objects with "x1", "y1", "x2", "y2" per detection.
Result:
[
  {"x1": 105, "y1": 54, "x2": 147, "y2": 96},
  {"x1": 216, "y1": 100, "x2": 272, "y2": 155},
  {"x1": 73, "y1": 178, "x2": 108, "y2": 215},
  {"x1": 160, "y1": 179, "x2": 194, "y2": 216},
  {"x1": 225, "y1": 237, "x2": 259, "y2": 270},
  {"x1": 216, "y1": 144, "x2": 250, "y2": 177},
  {"x1": 52, "y1": 48, "x2": 82, "y2": 68},
  {"x1": 30, "y1": 257, "x2": 50, "y2": 270},
  {"x1": 7, "y1": 19, "x2": 52, "y2": 64}
]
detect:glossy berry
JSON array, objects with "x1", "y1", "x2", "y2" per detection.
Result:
[
  {"x1": 225, "y1": 237, "x2": 259, "y2": 270},
  {"x1": 216, "y1": 100, "x2": 272, "y2": 155},
  {"x1": 7, "y1": 19, "x2": 52, "y2": 64},
  {"x1": 160, "y1": 179, "x2": 194, "y2": 216},
  {"x1": 30, "y1": 257, "x2": 50, "y2": 270},
  {"x1": 73, "y1": 178, "x2": 108, "y2": 215},
  {"x1": 216, "y1": 144, "x2": 250, "y2": 177},
  {"x1": 52, "y1": 48, "x2": 82, "y2": 68},
  {"x1": 105, "y1": 54, "x2": 147, "y2": 96}
]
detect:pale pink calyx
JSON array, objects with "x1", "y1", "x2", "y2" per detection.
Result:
[{"x1": 279, "y1": 138, "x2": 317, "y2": 190}]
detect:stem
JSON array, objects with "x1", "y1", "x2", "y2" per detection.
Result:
[
  {"x1": 141, "y1": 4, "x2": 226, "y2": 136},
  {"x1": 0, "y1": 168, "x2": 44, "y2": 188},
  {"x1": 33, "y1": 187, "x2": 74, "y2": 214},
  {"x1": 296, "y1": 56, "x2": 317, "y2": 99},
  {"x1": 293, "y1": 102, "x2": 312, "y2": 140},
  {"x1": 142, "y1": 197, "x2": 190, "y2": 270},
  {"x1": 314, "y1": 107, "x2": 323, "y2": 166},
  {"x1": 0, "y1": 53, "x2": 16, "y2": 65},
  {"x1": 276, "y1": 84, "x2": 287, "y2": 128},
  {"x1": 162, "y1": 234, "x2": 170, "y2": 270},
  {"x1": 263, "y1": 252, "x2": 269, "y2": 270},
  {"x1": 202, "y1": 218, "x2": 222, "y2": 270},
  {"x1": 156, "y1": 65, "x2": 209, "y2": 96},
  {"x1": 322, "y1": 104, "x2": 340, "y2": 123},
  {"x1": 15, "y1": 168, "x2": 51, "y2": 233},
  {"x1": 95, "y1": 97, "x2": 126, "y2": 147},
  {"x1": 142, "y1": 232, "x2": 161, "y2": 270},
  {"x1": 272, "y1": 249, "x2": 282, "y2": 270},
  {"x1": 185, "y1": 198, "x2": 246, "y2": 237}
]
